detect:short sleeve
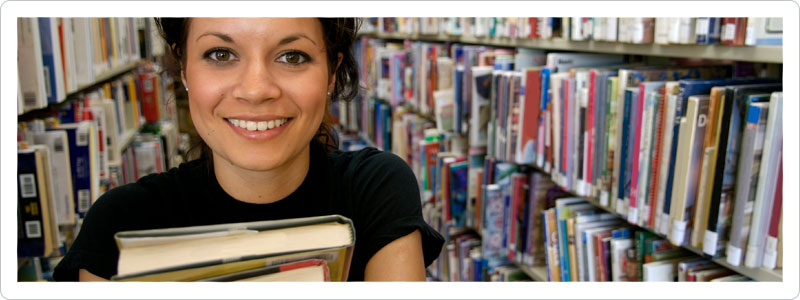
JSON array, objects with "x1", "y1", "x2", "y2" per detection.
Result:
[
  {"x1": 347, "y1": 150, "x2": 444, "y2": 272},
  {"x1": 52, "y1": 183, "x2": 151, "y2": 281}
]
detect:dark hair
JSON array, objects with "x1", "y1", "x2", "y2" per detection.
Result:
[{"x1": 154, "y1": 17, "x2": 360, "y2": 158}]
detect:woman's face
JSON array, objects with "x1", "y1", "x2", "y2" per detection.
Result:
[{"x1": 183, "y1": 18, "x2": 333, "y2": 172}]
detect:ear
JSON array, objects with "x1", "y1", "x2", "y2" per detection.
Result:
[
  {"x1": 328, "y1": 53, "x2": 343, "y2": 92},
  {"x1": 181, "y1": 69, "x2": 188, "y2": 90}
]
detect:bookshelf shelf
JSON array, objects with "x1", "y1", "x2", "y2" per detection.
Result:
[
  {"x1": 580, "y1": 189, "x2": 783, "y2": 282},
  {"x1": 118, "y1": 127, "x2": 140, "y2": 153},
  {"x1": 65, "y1": 60, "x2": 141, "y2": 99},
  {"x1": 366, "y1": 32, "x2": 783, "y2": 64},
  {"x1": 515, "y1": 263, "x2": 549, "y2": 281}
]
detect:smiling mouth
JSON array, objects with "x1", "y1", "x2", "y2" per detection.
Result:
[{"x1": 226, "y1": 118, "x2": 291, "y2": 131}]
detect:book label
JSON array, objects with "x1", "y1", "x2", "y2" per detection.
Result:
[
  {"x1": 726, "y1": 245, "x2": 743, "y2": 266},
  {"x1": 703, "y1": 231, "x2": 719, "y2": 255},
  {"x1": 763, "y1": 236, "x2": 778, "y2": 269},
  {"x1": 670, "y1": 220, "x2": 687, "y2": 245},
  {"x1": 696, "y1": 19, "x2": 710, "y2": 35},
  {"x1": 659, "y1": 214, "x2": 670, "y2": 236},
  {"x1": 641, "y1": 205, "x2": 650, "y2": 226},
  {"x1": 627, "y1": 208, "x2": 638, "y2": 225},
  {"x1": 600, "y1": 191, "x2": 609, "y2": 207},
  {"x1": 616, "y1": 199, "x2": 626, "y2": 215},
  {"x1": 722, "y1": 24, "x2": 736, "y2": 40}
]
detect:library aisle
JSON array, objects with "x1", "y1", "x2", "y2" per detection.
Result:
[{"x1": 336, "y1": 17, "x2": 784, "y2": 283}]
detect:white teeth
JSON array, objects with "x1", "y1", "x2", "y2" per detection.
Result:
[{"x1": 228, "y1": 118, "x2": 288, "y2": 132}]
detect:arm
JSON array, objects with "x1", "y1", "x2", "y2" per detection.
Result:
[
  {"x1": 364, "y1": 230, "x2": 426, "y2": 281},
  {"x1": 79, "y1": 269, "x2": 109, "y2": 281}
]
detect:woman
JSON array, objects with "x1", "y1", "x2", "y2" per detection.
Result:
[{"x1": 53, "y1": 18, "x2": 444, "y2": 281}]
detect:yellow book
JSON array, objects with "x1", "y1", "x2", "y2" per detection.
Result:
[{"x1": 111, "y1": 215, "x2": 355, "y2": 282}]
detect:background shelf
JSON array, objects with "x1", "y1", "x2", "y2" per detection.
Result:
[{"x1": 368, "y1": 32, "x2": 782, "y2": 64}]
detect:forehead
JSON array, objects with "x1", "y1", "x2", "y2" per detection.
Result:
[{"x1": 187, "y1": 18, "x2": 324, "y2": 42}]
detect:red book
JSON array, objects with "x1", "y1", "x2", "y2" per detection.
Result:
[
  {"x1": 586, "y1": 70, "x2": 597, "y2": 193},
  {"x1": 721, "y1": 18, "x2": 748, "y2": 46},
  {"x1": 475, "y1": 169, "x2": 484, "y2": 231},
  {"x1": 508, "y1": 174, "x2": 529, "y2": 261},
  {"x1": 57, "y1": 18, "x2": 69, "y2": 90},
  {"x1": 518, "y1": 69, "x2": 542, "y2": 164},
  {"x1": 647, "y1": 87, "x2": 669, "y2": 228},
  {"x1": 528, "y1": 18, "x2": 540, "y2": 39},
  {"x1": 138, "y1": 72, "x2": 161, "y2": 123},
  {"x1": 594, "y1": 231, "x2": 611, "y2": 281},
  {"x1": 767, "y1": 158, "x2": 782, "y2": 239}
]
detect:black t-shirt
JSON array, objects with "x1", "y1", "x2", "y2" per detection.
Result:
[{"x1": 53, "y1": 141, "x2": 444, "y2": 281}]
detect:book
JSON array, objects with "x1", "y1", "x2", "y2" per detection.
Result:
[
  {"x1": 112, "y1": 215, "x2": 355, "y2": 281},
  {"x1": 745, "y1": 17, "x2": 782, "y2": 46},
  {"x1": 17, "y1": 18, "x2": 48, "y2": 113},
  {"x1": 31, "y1": 130, "x2": 75, "y2": 227},
  {"x1": 762, "y1": 154, "x2": 782, "y2": 270},
  {"x1": 721, "y1": 18, "x2": 748, "y2": 46},
  {"x1": 726, "y1": 100, "x2": 770, "y2": 266},
  {"x1": 703, "y1": 83, "x2": 780, "y2": 257},
  {"x1": 744, "y1": 91, "x2": 782, "y2": 268},
  {"x1": 201, "y1": 259, "x2": 330, "y2": 282},
  {"x1": 677, "y1": 258, "x2": 715, "y2": 282},
  {"x1": 18, "y1": 147, "x2": 59, "y2": 258},
  {"x1": 667, "y1": 95, "x2": 709, "y2": 246},
  {"x1": 470, "y1": 66, "x2": 494, "y2": 147},
  {"x1": 574, "y1": 216, "x2": 621, "y2": 281},
  {"x1": 690, "y1": 87, "x2": 724, "y2": 247},
  {"x1": 38, "y1": 18, "x2": 67, "y2": 104},
  {"x1": 642, "y1": 257, "x2": 687, "y2": 281},
  {"x1": 56, "y1": 121, "x2": 100, "y2": 216}
]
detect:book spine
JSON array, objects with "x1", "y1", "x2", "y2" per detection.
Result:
[
  {"x1": 726, "y1": 102, "x2": 769, "y2": 266},
  {"x1": 762, "y1": 156, "x2": 782, "y2": 269}
]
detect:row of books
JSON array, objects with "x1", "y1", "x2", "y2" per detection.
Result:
[
  {"x1": 362, "y1": 17, "x2": 782, "y2": 46},
  {"x1": 16, "y1": 69, "x2": 181, "y2": 263},
  {"x1": 350, "y1": 36, "x2": 783, "y2": 280},
  {"x1": 17, "y1": 17, "x2": 156, "y2": 114}
]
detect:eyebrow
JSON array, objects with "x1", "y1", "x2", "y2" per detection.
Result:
[
  {"x1": 196, "y1": 32, "x2": 234, "y2": 43},
  {"x1": 279, "y1": 34, "x2": 318, "y2": 47}
]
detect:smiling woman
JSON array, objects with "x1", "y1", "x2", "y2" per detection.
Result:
[{"x1": 52, "y1": 18, "x2": 444, "y2": 282}]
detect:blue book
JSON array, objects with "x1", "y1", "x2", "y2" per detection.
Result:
[
  {"x1": 55, "y1": 122, "x2": 97, "y2": 216},
  {"x1": 454, "y1": 66, "x2": 464, "y2": 134},
  {"x1": 38, "y1": 18, "x2": 63, "y2": 104},
  {"x1": 449, "y1": 162, "x2": 469, "y2": 227},
  {"x1": 617, "y1": 88, "x2": 634, "y2": 204},
  {"x1": 18, "y1": 149, "x2": 48, "y2": 257}
]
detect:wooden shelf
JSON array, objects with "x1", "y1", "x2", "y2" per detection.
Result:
[{"x1": 366, "y1": 32, "x2": 782, "y2": 64}]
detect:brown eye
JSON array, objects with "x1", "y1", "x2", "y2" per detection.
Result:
[
  {"x1": 215, "y1": 51, "x2": 230, "y2": 61},
  {"x1": 285, "y1": 53, "x2": 299, "y2": 64},
  {"x1": 277, "y1": 51, "x2": 309, "y2": 65}
]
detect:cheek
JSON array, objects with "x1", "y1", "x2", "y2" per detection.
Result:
[{"x1": 284, "y1": 71, "x2": 329, "y2": 126}]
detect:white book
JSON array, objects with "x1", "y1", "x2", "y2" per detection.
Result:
[
  {"x1": 605, "y1": 18, "x2": 618, "y2": 42},
  {"x1": 634, "y1": 82, "x2": 666, "y2": 226},
  {"x1": 550, "y1": 72, "x2": 569, "y2": 182},
  {"x1": 642, "y1": 257, "x2": 685, "y2": 281},
  {"x1": 727, "y1": 101, "x2": 770, "y2": 266},
  {"x1": 469, "y1": 66, "x2": 494, "y2": 148},
  {"x1": 654, "y1": 18, "x2": 670, "y2": 44},
  {"x1": 545, "y1": 53, "x2": 624, "y2": 74},
  {"x1": 745, "y1": 93, "x2": 782, "y2": 268},
  {"x1": 583, "y1": 225, "x2": 618, "y2": 282},
  {"x1": 678, "y1": 18, "x2": 696, "y2": 44},
  {"x1": 89, "y1": 96, "x2": 122, "y2": 166},
  {"x1": 71, "y1": 18, "x2": 95, "y2": 87},
  {"x1": 746, "y1": 17, "x2": 783, "y2": 46},
  {"x1": 667, "y1": 18, "x2": 681, "y2": 44},
  {"x1": 32, "y1": 131, "x2": 76, "y2": 227},
  {"x1": 60, "y1": 18, "x2": 79, "y2": 93},
  {"x1": 17, "y1": 18, "x2": 48, "y2": 112},
  {"x1": 668, "y1": 95, "x2": 709, "y2": 246},
  {"x1": 42, "y1": 18, "x2": 66, "y2": 103},
  {"x1": 610, "y1": 238, "x2": 632, "y2": 281}
]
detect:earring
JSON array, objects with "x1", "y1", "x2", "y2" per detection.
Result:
[
  {"x1": 185, "y1": 87, "x2": 189, "y2": 92},
  {"x1": 326, "y1": 91, "x2": 332, "y2": 97}
]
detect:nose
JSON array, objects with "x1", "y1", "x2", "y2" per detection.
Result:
[{"x1": 232, "y1": 58, "x2": 281, "y2": 104}]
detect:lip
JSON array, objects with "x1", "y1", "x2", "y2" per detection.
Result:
[{"x1": 226, "y1": 117, "x2": 292, "y2": 141}]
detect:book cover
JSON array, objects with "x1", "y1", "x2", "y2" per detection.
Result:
[
  {"x1": 18, "y1": 148, "x2": 56, "y2": 258},
  {"x1": 202, "y1": 259, "x2": 330, "y2": 282},
  {"x1": 727, "y1": 100, "x2": 770, "y2": 266},
  {"x1": 470, "y1": 66, "x2": 494, "y2": 147},
  {"x1": 449, "y1": 161, "x2": 469, "y2": 228},
  {"x1": 745, "y1": 91, "x2": 782, "y2": 268},
  {"x1": 689, "y1": 87, "x2": 724, "y2": 247},
  {"x1": 517, "y1": 67, "x2": 542, "y2": 164},
  {"x1": 55, "y1": 121, "x2": 99, "y2": 216},
  {"x1": 668, "y1": 95, "x2": 709, "y2": 246},
  {"x1": 112, "y1": 215, "x2": 355, "y2": 281},
  {"x1": 762, "y1": 155, "x2": 782, "y2": 270},
  {"x1": 31, "y1": 130, "x2": 75, "y2": 227}
]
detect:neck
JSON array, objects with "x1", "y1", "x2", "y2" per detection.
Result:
[{"x1": 213, "y1": 144, "x2": 311, "y2": 204}]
